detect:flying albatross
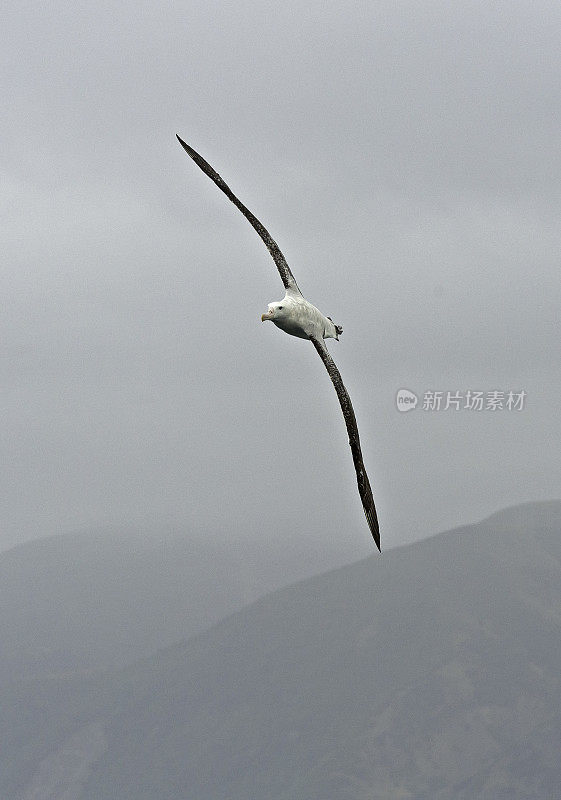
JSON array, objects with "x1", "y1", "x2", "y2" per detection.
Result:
[{"x1": 176, "y1": 135, "x2": 380, "y2": 550}]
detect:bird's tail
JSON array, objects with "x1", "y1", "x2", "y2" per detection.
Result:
[{"x1": 328, "y1": 317, "x2": 343, "y2": 340}]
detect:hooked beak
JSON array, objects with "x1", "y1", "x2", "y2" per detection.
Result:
[{"x1": 261, "y1": 311, "x2": 272, "y2": 322}]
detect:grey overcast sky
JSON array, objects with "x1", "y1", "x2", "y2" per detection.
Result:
[{"x1": 3, "y1": 0, "x2": 560, "y2": 554}]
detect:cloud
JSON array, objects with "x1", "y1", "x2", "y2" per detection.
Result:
[{"x1": 2, "y1": 0, "x2": 559, "y2": 550}]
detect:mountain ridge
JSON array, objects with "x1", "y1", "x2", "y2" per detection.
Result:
[{"x1": 4, "y1": 500, "x2": 561, "y2": 800}]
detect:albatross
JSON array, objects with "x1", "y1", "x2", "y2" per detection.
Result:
[{"x1": 176, "y1": 135, "x2": 380, "y2": 550}]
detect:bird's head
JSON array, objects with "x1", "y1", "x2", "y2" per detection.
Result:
[{"x1": 261, "y1": 302, "x2": 288, "y2": 323}]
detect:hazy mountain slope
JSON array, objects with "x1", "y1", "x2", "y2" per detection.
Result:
[
  {"x1": 0, "y1": 523, "x2": 370, "y2": 680},
  {"x1": 6, "y1": 501, "x2": 561, "y2": 799}
]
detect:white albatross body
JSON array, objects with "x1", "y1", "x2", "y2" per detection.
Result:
[
  {"x1": 262, "y1": 290, "x2": 339, "y2": 341},
  {"x1": 176, "y1": 134, "x2": 380, "y2": 550}
]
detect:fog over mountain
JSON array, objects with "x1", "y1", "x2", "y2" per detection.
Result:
[
  {"x1": 3, "y1": 501, "x2": 561, "y2": 799},
  {"x1": 0, "y1": 521, "x2": 371, "y2": 681},
  {"x1": 4, "y1": 2, "x2": 559, "y2": 795}
]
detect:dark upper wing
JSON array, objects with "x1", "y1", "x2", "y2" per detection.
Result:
[
  {"x1": 176, "y1": 135, "x2": 302, "y2": 296},
  {"x1": 311, "y1": 337, "x2": 380, "y2": 550}
]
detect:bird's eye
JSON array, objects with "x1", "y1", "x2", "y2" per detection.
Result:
[{"x1": 278, "y1": 306, "x2": 283, "y2": 310}]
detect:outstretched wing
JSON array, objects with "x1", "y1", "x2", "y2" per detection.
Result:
[
  {"x1": 311, "y1": 337, "x2": 380, "y2": 550},
  {"x1": 176, "y1": 135, "x2": 302, "y2": 296}
]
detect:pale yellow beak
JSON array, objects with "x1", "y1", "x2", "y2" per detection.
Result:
[{"x1": 261, "y1": 312, "x2": 271, "y2": 321}]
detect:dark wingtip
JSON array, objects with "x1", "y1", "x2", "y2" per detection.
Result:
[
  {"x1": 176, "y1": 134, "x2": 195, "y2": 159},
  {"x1": 367, "y1": 509, "x2": 381, "y2": 552}
]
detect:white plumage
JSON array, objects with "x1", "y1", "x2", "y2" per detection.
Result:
[{"x1": 261, "y1": 291, "x2": 339, "y2": 341}]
